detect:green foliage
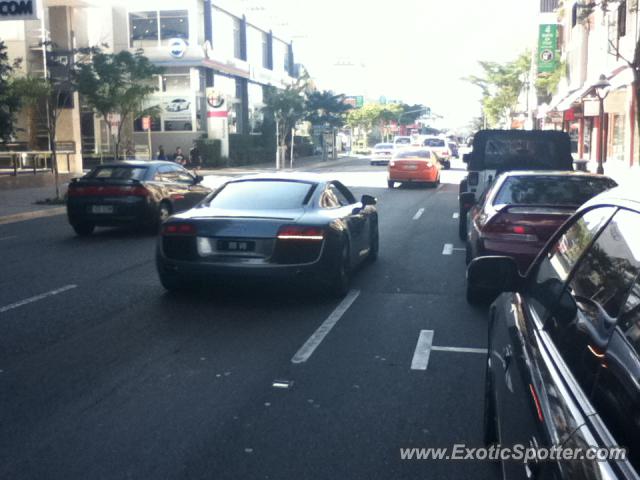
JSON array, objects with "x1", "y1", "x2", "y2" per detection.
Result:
[
  {"x1": 464, "y1": 51, "x2": 531, "y2": 128},
  {"x1": 263, "y1": 82, "x2": 307, "y2": 147},
  {"x1": 535, "y1": 61, "x2": 565, "y2": 103},
  {"x1": 0, "y1": 40, "x2": 21, "y2": 142},
  {"x1": 305, "y1": 90, "x2": 352, "y2": 128},
  {"x1": 229, "y1": 134, "x2": 276, "y2": 166},
  {"x1": 397, "y1": 103, "x2": 426, "y2": 125},
  {"x1": 74, "y1": 48, "x2": 163, "y2": 159},
  {"x1": 195, "y1": 138, "x2": 222, "y2": 166}
]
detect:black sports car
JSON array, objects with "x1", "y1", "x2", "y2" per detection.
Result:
[
  {"x1": 156, "y1": 174, "x2": 379, "y2": 295},
  {"x1": 66, "y1": 161, "x2": 212, "y2": 235}
]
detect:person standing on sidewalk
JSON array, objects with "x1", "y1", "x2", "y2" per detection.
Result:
[
  {"x1": 173, "y1": 147, "x2": 185, "y2": 165},
  {"x1": 156, "y1": 146, "x2": 167, "y2": 160}
]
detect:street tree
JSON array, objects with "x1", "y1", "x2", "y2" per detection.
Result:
[
  {"x1": 263, "y1": 81, "x2": 307, "y2": 167},
  {"x1": 12, "y1": 47, "x2": 77, "y2": 200},
  {"x1": 464, "y1": 51, "x2": 531, "y2": 127},
  {"x1": 0, "y1": 40, "x2": 21, "y2": 142},
  {"x1": 346, "y1": 103, "x2": 403, "y2": 143},
  {"x1": 74, "y1": 49, "x2": 162, "y2": 160},
  {"x1": 305, "y1": 90, "x2": 352, "y2": 128}
]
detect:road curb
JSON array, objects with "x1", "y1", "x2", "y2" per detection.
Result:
[{"x1": 0, "y1": 207, "x2": 66, "y2": 225}]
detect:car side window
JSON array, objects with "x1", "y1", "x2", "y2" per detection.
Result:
[
  {"x1": 331, "y1": 182, "x2": 354, "y2": 206},
  {"x1": 529, "y1": 207, "x2": 616, "y2": 314},
  {"x1": 567, "y1": 209, "x2": 640, "y2": 318},
  {"x1": 156, "y1": 165, "x2": 175, "y2": 182},
  {"x1": 171, "y1": 166, "x2": 195, "y2": 184}
]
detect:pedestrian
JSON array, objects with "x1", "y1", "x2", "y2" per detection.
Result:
[
  {"x1": 157, "y1": 146, "x2": 167, "y2": 160},
  {"x1": 173, "y1": 147, "x2": 185, "y2": 165},
  {"x1": 189, "y1": 144, "x2": 201, "y2": 167}
]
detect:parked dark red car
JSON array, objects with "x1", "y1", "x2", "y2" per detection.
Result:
[{"x1": 464, "y1": 171, "x2": 617, "y2": 273}]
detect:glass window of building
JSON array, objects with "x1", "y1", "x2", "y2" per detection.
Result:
[
  {"x1": 161, "y1": 74, "x2": 191, "y2": 92},
  {"x1": 248, "y1": 82, "x2": 264, "y2": 134},
  {"x1": 129, "y1": 11, "x2": 158, "y2": 48},
  {"x1": 160, "y1": 10, "x2": 189, "y2": 45},
  {"x1": 262, "y1": 32, "x2": 269, "y2": 69},
  {"x1": 233, "y1": 17, "x2": 242, "y2": 59}
]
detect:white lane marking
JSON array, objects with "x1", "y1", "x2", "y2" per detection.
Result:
[
  {"x1": 431, "y1": 346, "x2": 488, "y2": 354},
  {"x1": 291, "y1": 289, "x2": 360, "y2": 364},
  {"x1": 452, "y1": 213, "x2": 459, "y2": 219},
  {"x1": 413, "y1": 208, "x2": 425, "y2": 220},
  {"x1": 0, "y1": 235, "x2": 17, "y2": 241},
  {"x1": 411, "y1": 330, "x2": 434, "y2": 370},
  {"x1": 442, "y1": 243, "x2": 454, "y2": 255},
  {"x1": 0, "y1": 284, "x2": 77, "y2": 314},
  {"x1": 452, "y1": 247, "x2": 466, "y2": 252}
]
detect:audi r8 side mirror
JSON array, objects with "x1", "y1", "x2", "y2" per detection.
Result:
[
  {"x1": 467, "y1": 256, "x2": 522, "y2": 299},
  {"x1": 361, "y1": 194, "x2": 377, "y2": 206}
]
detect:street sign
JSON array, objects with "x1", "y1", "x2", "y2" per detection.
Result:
[
  {"x1": 141, "y1": 116, "x2": 151, "y2": 131},
  {"x1": 355, "y1": 96, "x2": 363, "y2": 107},
  {"x1": 537, "y1": 24, "x2": 559, "y2": 74}
]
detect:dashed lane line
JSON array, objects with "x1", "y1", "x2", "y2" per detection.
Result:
[
  {"x1": 0, "y1": 284, "x2": 78, "y2": 314},
  {"x1": 413, "y1": 208, "x2": 425, "y2": 220},
  {"x1": 291, "y1": 289, "x2": 360, "y2": 364}
]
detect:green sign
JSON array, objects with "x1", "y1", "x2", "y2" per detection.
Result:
[
  {"x1": 356, "y1": 96, "x2": 364, "y2": 107},
  {"x1": 537, "y1": 24, "x2": 558, "y2": 74}
]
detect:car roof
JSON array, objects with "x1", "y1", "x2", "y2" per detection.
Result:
[
  {"x1": 92, "y1": 161, "x2": 177, "y2": 168},
  {"x1": 581, "y1": 186, "x2": 640, "y2": 213},
  {"x1": 227, "y1": 172, "x2": 328, "y2": 185},
  {"x1": 498, "y1": 170, "x2": 614, "y2": 179}
]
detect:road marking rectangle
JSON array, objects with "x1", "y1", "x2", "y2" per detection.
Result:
[
  {"x1": 413, "y1": 208, "x2": 425, "y2": 220},
  {"x1": 411, "y1": 329, "x2": 434, "y2": 370},
  {"x1": 442, "y1": 243, "x2": 453, "y2": 255},
  {"x1": 291, "y1": 289, "x2": 360, "y2": 364},
  {"x1": 452, "y1": 213, "x2": 459, "y2": 219},
  {"x1": 431, "y1": 346, "x2": 488, "y2": 354},
  {"x1": 0, "y1": 284, "x2": 77, "y2": 314}
]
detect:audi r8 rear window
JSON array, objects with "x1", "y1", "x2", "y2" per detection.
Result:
[
  {"x1": 494, "y1": 175, "x2": 617, "y2": 207},
  {"x1": 208, "y1": 180, "x2": 315, "y2": 209},
  {"x1": 87, "y1": 166, "x2": 148, "y2": 180}
]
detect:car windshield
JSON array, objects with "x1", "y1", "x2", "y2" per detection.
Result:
[
  {"x1": 374, "y1": 143, "x2": 393, "y2": 149},
  {"x1": 394, "y1": 150, "x2": 431, "y2": 159},
  {"x1": 87, "y1": 166, "x2": 147, "y2": 180},
  {"x1": 395, "y1": 138, "x2": 411, "y2": 144},
  {"x1": 207, "y1": 180, "x2": 314, "y2": 209},
  {"x1": 424, "y1": 138, "x2": 445, "y2": 147},
  {"x1": 494, "y1": 176, "x2": 617, "y2": 206}
]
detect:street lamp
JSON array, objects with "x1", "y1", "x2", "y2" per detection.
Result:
[{"x1": 593, "y1": 74, "x2": 610, "y2": 174}]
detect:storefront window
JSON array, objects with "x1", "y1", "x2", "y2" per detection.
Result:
[
  {"x1": 129, "y1": 12, "x2": 158, "y2": 48},
  {"x1": 160, "y1": 10, "x2": 189, "y2": 45},
  {"x1": 611, "y1": 114, "x2": 625, "y2": 162},
  {"x1": 164, "y1": 120, "x2": 193, "y2": 132},
  {"x1": 161, "y1": 74, "x2": 191, "y2": 92},
  {"x1": 129, "y1": 10, "x2": 189, "y2": 48}
]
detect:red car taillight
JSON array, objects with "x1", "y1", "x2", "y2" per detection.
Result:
[
  {"x1": 162, "y1": 223, "x2": 197, "y2": 235},
  {"x1": 277, "y1": 225, "x2": 324, "y2": 241},
  {"x1": 481, "y1": 215, "x2": 538, "y2": 242},
  {"x1": 67, "y1": 185, "x2": 149, "y2": 197}
]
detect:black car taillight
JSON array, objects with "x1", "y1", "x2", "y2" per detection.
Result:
[
  {"x1": 273, "y1": 225, "x2": 324, "y2": 264},
  {"x1": 481, "y1": 215, "x2": 538, "y2": 243},
  {"x1": 277, "y1": 225, "x2": 324, "y2": 241}
]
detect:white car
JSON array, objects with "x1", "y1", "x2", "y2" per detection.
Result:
[
  {"x1": 393, "y1": 136, "x2": 412, "y2": 148},
  {"x1": 370, "y1": 143, "x2": 394, "y2": 165},
  {"x1": 422, "y1": 136, "x2": 451, "y2": 169},
  {"x1": 165, "y1": 99, "x2": 191, "y2": 113}
]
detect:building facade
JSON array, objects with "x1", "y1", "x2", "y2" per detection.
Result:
[
  {"x1": 1, "y1": 0, "x2": 297, "y2": 171},
  {"x1": 539, "y1": 0, "x2": 639, "y2": 175}
]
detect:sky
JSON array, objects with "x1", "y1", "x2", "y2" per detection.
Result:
[{"x1": 241, "y1": 0, "x2": 539, "y2": 130}]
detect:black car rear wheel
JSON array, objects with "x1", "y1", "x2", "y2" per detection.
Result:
[{"x1": 72, "y1": 222, "x2": 95, "y2": 236}]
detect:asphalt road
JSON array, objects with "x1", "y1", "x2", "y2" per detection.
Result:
[{"x1": 0, "y1": 157, "x2": 497, "y2": 479}]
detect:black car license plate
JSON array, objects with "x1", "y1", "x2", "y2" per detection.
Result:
[{"x1": 217, "y1": 240, "x2": 255, "y2": 252}]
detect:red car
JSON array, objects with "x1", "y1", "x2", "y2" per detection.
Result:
[
  {"x1": 464, "y1": 171, "x2": 617, "y2": 273},
  {"x1": 387, "y1": 148, "x2": 441, "y2": 188}
]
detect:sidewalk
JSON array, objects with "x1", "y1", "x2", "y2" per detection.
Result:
[{"x1": 0, "y1": 154, "x2": 355, "y2": 223}]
